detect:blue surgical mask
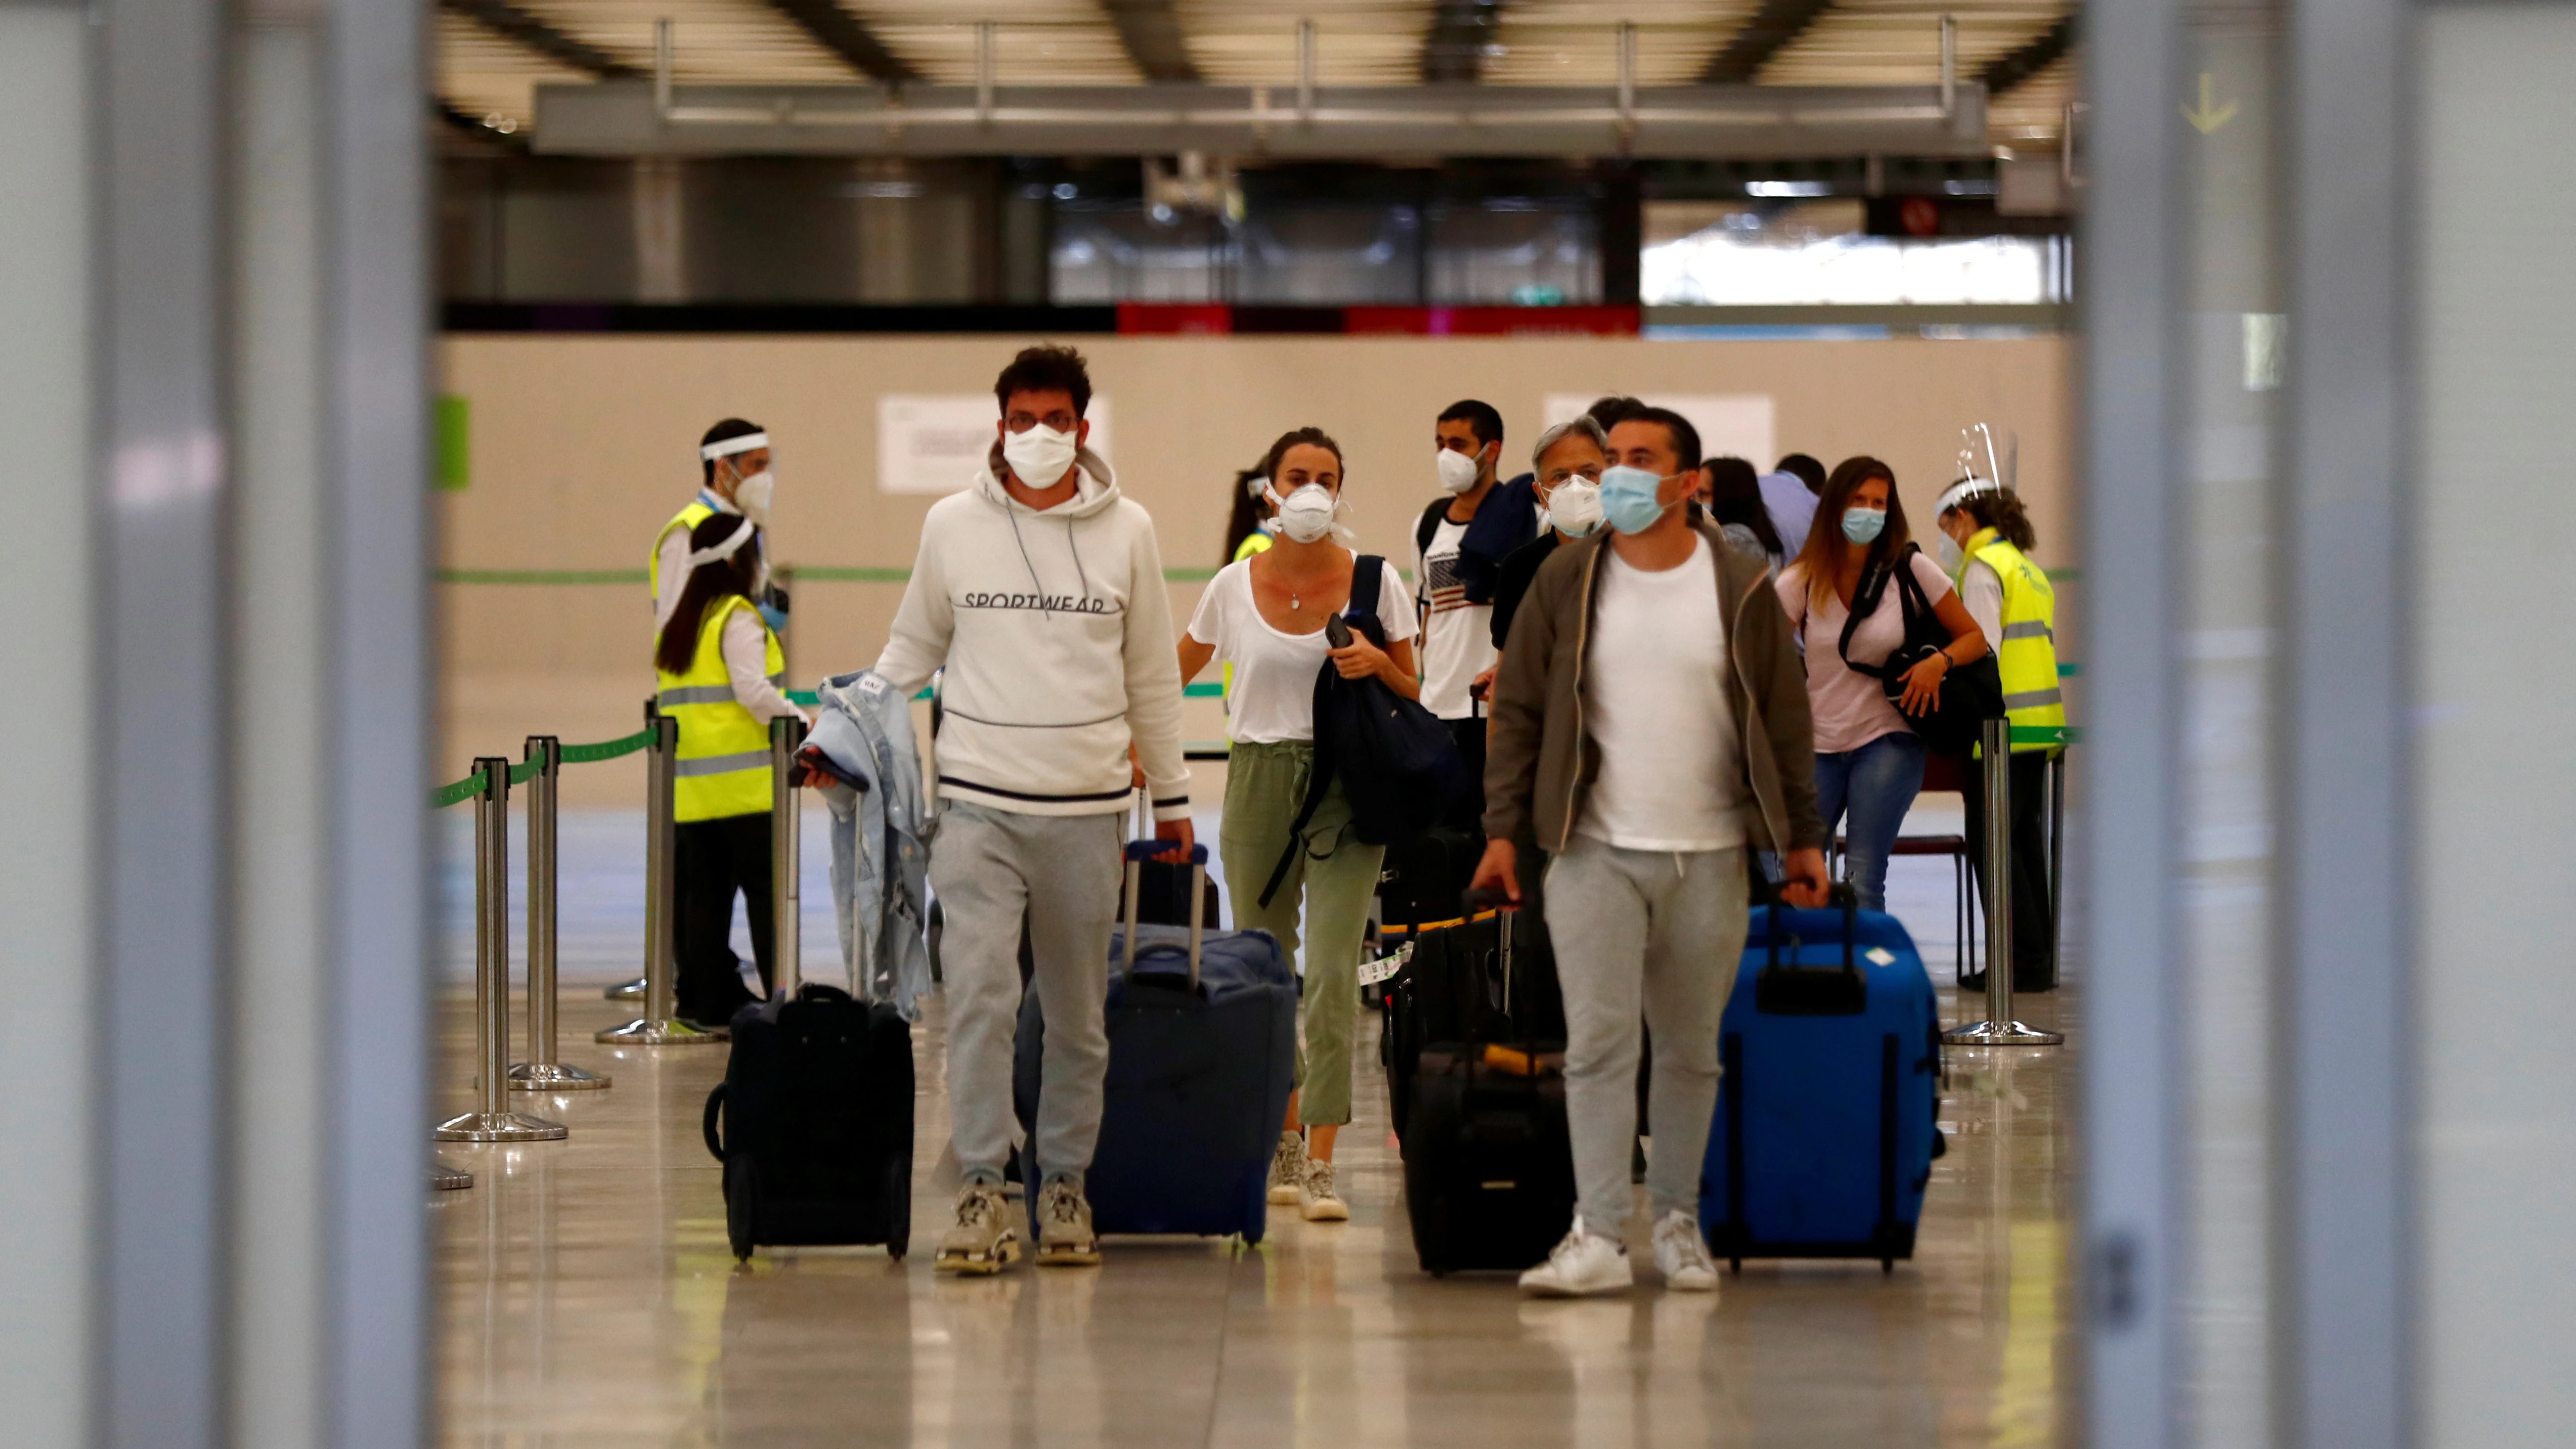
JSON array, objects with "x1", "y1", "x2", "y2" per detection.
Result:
[
  {"x1": 1598, "y1": 465, "x2": 1669, "y2": 536},
  {"x1": 1841, "y1": 506, "x2": 1888, "y2": 545}
]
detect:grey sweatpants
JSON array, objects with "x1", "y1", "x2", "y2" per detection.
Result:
[
  {"x1": 929, "y1": 801, "x2": 1122, "y2": 1188},
  {"x1": 1544, "y1": 838, "x2": 1750, "y2": 1232}
]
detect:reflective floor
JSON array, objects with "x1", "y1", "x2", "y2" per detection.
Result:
[{"x1": 434, "y1": 808, "x2": 2078, "y2": 1447}]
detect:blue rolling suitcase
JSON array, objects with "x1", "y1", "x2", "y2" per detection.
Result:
[
  {"x1": 1014, "y1": 844, "x2": 1298, "y2": 1242},
  {"x1": 1699, "y1": 888, "x2": 1945, "y2": 1272}
]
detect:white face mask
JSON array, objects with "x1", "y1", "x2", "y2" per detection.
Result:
[
  {"x1": 1545, "y1": 477, "x2": 1604, "y2": 538},
  {"x1": 1435, "y1": 446, "x2": 1482, "y2": 496},
  {"x1": 1266, "y1": 482, "x2": 1339, "y2": 545},
  {"x1": 1001, "y1": 423, "x2": 1080, "y2": 489},
  {"x1": 732, "y1": 469, "x2": 775, "y2": 525},
  {"x1": 1934, "y1": 529, "x2": 1963, "y2": 572}
]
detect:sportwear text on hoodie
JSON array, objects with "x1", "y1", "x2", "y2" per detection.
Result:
[{"x1": 872, "y1": 447, "x2": 1192, "y2": 821}]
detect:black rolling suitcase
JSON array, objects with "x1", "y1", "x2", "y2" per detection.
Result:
[
  {"x1": 1384, "y1": 891, "x2": 1564, "y2": 1145},
  {"x1": 702, "y1": 983, "x2": 915, "y2": 1261},
  {"x1": 1394, "y1": 892, "x2": 1575, "y2": 1275}
]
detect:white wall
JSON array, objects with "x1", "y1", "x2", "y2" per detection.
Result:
[{"x1": 2416, "y1": 12, "x2": 2576, "y2": 1445}]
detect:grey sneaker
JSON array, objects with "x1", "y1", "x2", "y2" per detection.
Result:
[
  {"x1": 1298, "y1": 1157, "x2": 1349, "y2": 1221},
  {"x1": 1034, "y1": 1177, "x2": 1101, "y2": 1266},
  {"x1": 1267, "y1": 1130, "x2": 1307, "y2": 1206},
  {"x1": 934, "y1": 1182, "x2": 1020, "y2": 1275}
]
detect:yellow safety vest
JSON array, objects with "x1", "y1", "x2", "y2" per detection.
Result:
[
  {"x1": 650, "y1": 498, "x2": 718, "y2": 607},
  {"x1": 656, "y1": 594, "x2": 785, "y2": 822},
  {"x1": 1956, "y1": 529, "x2": 2066, "y2": 753}
]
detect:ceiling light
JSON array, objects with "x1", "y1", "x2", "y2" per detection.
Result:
[{"x1": 1747, "y1": 180, "x2": 1832, "y2": 198}]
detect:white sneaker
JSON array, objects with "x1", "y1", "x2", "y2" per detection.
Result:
[
  {"x1": 1518, "y1": 1218, "x2": 1633, "y2": 1297},
  {"x1": 1652, "y1": 1210, "x2": 1720, "y2": 1292},
  {"x1": 1267, "y1": 1130, "x2": 1307, "y2": 1206},
  {"x1": 1299, "y1": 1157, "x2": 1349, "y2": 1221}
]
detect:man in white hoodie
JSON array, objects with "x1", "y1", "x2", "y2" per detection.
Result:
[{"x1": 872, "y1": 345, "x2": 1193, "y2": 1274}]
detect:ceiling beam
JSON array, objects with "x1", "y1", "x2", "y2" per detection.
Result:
[
  {"x1": 1420, "y1": 0, "x2": 1502, "y2": 84},
  {"x1": 1698, "y1": 0, "x2": 1836, "y2": 84},
  {"x1": 1982, "y1": 14, "x2": 2075, "y2": 98},
  {"x1": 440, "y1": 0, "x2": 642, "y2": 79},
  {"x1": 1101, "y1": 0, "x2": 1201, "y2": 83},
  {"x1": 762, "y1": 0, "x2": 922, "y2": 84}
]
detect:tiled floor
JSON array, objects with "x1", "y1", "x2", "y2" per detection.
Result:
[{"x1": 433, "y1": 804, "x2": 2078, "y2": 1447}]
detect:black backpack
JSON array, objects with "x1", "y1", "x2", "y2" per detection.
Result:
[{"x1": 1259, "y1": 556, "x2": 1471, "y2": 908}]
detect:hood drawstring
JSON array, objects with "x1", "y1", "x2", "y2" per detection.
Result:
[
  {"x1": 1067, "y1": 520, "x2": 1094, "y2": 605},
  {"x1": 1003, "y1": 501, "x2": 1052, "y2": 620}
]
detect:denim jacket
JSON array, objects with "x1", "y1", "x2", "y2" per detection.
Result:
[{"x1": 809, "y1": 669, "x2": 932, "y2": 1021}]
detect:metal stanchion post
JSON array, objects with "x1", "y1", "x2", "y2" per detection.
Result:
[
  {"x1": 770, "y1": 715, "x2": 805, "y2": 1002},
  {"x1": 1943, "y1": 719, "x2": 2063, "y2": 1047},
  {"x1": 437, "y1": 760, "x2": 570, "y2": 1140},
  {"x1": 511, "y1": 735, "x2": 607, "y2": 1090},
  {"x1": 598, "y1": 710, "x2": 723, "y2": 1043}
]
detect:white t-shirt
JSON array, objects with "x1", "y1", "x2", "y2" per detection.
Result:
[
  {"x1": 1958, "y1": 555, "x2": 2004, "y2": 648},
  {"x1": 1186, "y1": 554, "x2": 1419, "y2": 745},
  {"x1": 1775, "y1": 550, "x2": 1957, "y2": 755},
  {"x1": 1577, "y1": 536, "x2": 1745, "y2": 853},
  {"x1": 1416, "y1": 516, "x2": 1490, "y2": 722}
]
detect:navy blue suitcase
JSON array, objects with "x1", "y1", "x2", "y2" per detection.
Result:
[
  {"x1": 1014, "y1": 844, "x2": 1298, "y2": 1243},
  {"x1": 1699, "y1": 890, "x2": 1944, "y2": 1272}
]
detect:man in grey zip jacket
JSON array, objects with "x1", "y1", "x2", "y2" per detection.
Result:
[
  {"x1": 871, "y1": 345, "x2": 1193, "y2": 1275},
  {"x1": 1472, "y1": 408, "x2": 1828, "y2": 1297}
]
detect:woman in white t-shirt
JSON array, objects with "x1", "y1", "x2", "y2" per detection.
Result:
[
  {"x1": 1773, "y1": 457, "x2": 1989, "y2": 912},
  {"x1": 1177, "y1": 427, "x2": 1420, "y2": 1224}
]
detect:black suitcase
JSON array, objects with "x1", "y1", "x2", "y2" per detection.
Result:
[
  {"x1": 1384, "y1": 893, "x2": 1564, "y2": 1145},
  {"x1": 1403, "y1": 1044, "x2": 1577, "y2": 1275},
  {"x1": 702, "y1": 983, "x2": 914, "y2": 1261},
  {"x1": 1375, "y1": 825, "x2": 1483, "y2": 933}
]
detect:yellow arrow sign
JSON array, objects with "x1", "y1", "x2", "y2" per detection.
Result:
[{"x1": 2181, "y1": 72, "x2": 2240, "y2": 134}]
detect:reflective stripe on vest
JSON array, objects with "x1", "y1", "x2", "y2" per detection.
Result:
[
  {"x1": 653, "y1": 593, "x2": 783, "y2": 821},
  {"x1": 1964, "y1": 530, "x2": 2067, "y2": 752}
]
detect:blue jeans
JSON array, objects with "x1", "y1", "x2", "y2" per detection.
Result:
[{"x1": 1813, "y1": 731, "x2": 1926, "y2": 912}]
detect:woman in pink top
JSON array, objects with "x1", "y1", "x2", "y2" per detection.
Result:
[{"x1": 1772, "y1": 458, "x2": 1989, "y2": 910}]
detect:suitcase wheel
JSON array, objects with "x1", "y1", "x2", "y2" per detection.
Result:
[{"x1": 1881, "y1": 1258, "x2": 1894, "y2": 1275}]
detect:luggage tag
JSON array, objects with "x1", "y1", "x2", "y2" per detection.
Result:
[
  {"x1": 1357, "y1": 941, "x2": 1414, "y2": 988},
  {"x1": 1865, "y1": 947, "x2": 1895, "y2": 967}
]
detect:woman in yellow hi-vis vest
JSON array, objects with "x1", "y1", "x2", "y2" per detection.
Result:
[
  {"x1": 1935, "y1": 476, "x2": 2065, "y2": 992},
  {"x1": 654, "y1": 513, "x2": 810, "y2": 1028}
]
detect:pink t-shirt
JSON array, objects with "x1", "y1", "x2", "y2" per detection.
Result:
[{"x1": 1775, "y1": 551, "x2": 1956, "y2": 756}]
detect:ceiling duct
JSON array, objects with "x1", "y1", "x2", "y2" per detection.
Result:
[{"x1": 538, "y1": 81, "x2": 1987, "y2": 160}]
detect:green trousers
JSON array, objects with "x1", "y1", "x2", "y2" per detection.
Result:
[{"x1": 1221, "y1": 740, "x2": 1383, "y2": 1128}]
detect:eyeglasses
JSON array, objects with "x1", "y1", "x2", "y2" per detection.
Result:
[{"x1": 1005, "y1": 410, "x2": 1080, "y2": 434}]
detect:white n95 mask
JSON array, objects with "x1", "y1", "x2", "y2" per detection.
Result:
[
  {"x1": 1435, "y1": 447, "x2": 1481, "y2": 495},
  {"x1": 733, "y1": 469, "x2": 775, "y2": 525},
  {"x1": 1546, "y1": 478, "x2": 1604, "y2": 538},
  {"x1": 1002, "y1": 423, "x2": 1080, "y2": 488},
  {"x1": 1267, "y1": 482, "x2": 1340, "y2": 545}
]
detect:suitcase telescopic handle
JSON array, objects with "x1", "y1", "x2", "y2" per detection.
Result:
[
  {"x1": 1461, "y1": 886, "x2": 1517, "y2": 1029},
  {"x1": 1764, "y1": 882, "x2": 1863, "y2": 974},
  {"x1": 1122, "y1": 840, "x2": 1210, "y2": 990}
]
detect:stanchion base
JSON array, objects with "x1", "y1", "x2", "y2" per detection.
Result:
[
  {"x1": 508, "y1": 1061, "x2": 612, "y2": 1091},
  {"x1": 605, "y1": 976, "x2": 647, "y2": 1001},
  {"x1": 434, "y1": 1110, "x2": 569, "y2": 1142},
  {"x1": 1942, "y1": 1020, "x2": 2066, "y2": 1046},
  {"x1": 429, "y1": 1161, "x2": 474, "y2": 1191},
  {"x1": 593, "y1": 1017, "x2": 728, "y2": 1046}
]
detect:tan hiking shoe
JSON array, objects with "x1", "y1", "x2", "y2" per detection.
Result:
[
  {"x1": 1034, "y1": 1177, "x2": 1101, "y2": 1266},
  {"x1": 934, "y1": 1182, "x2": 1020, "y2": 1275},
  {"x1": 1299, "y1": 1157, "x2": 1350, "y2": 1221},
  {"x1": 1267, "y1": 1130, "x2": 1308, "y2": 1206}
]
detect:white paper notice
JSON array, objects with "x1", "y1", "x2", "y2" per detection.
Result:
[
  {"x1": 1542, "y1": 393, "x2": 1774, "y2": 469},
  {"x1": 877, "y1": 394, "x2": 1113, "y2": 495}
]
